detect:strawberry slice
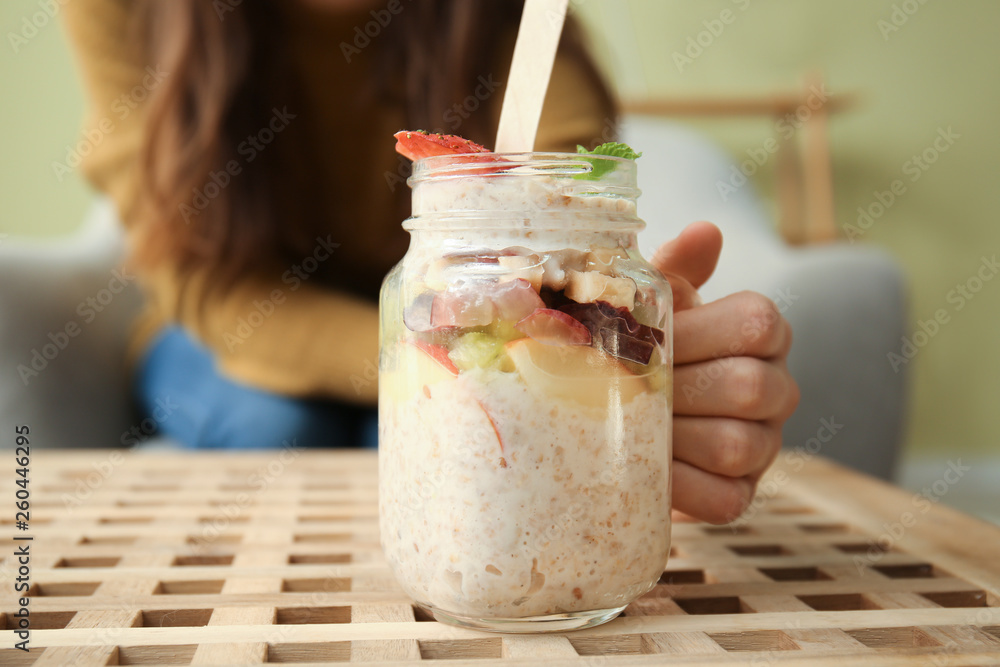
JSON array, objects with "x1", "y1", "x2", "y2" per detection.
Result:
[
  {"x1": 412, "y1": 339, "x2": 460, "y2": 375},
  {"x1": 394, "y1": 130, "x2": 491, "y2": 161}
]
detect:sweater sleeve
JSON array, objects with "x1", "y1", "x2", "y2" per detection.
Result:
[
  {"x1": 60, "y1": 0, "x2": 146, "y2": 222},
  {"x1": 146, "y1": 262, "x2": 381, "y2": 403},
  {"x1": 62, "y1": 0, "x2": 381, "y2": 404}
]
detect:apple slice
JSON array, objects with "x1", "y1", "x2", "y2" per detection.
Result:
[
  {"x1": 412, "y1": 340, "x2": 459, "y2": 374},
  {"x1": 515, "y1": 308, "x2": 591, "y2": 346},
  {"x1": 505, "y1": 338, "x2": 648, "y2": 410},
  {"x1": 476, "y1": 398, "x2": 506, "y2": 457},
  {"x1": 459, "y1": 394, "x2": 507, "y2": 465},
  {"x1": 381, "y1": 340, "x2": 458, "y2": 402}
]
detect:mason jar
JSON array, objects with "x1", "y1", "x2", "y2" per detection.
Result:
[{"x1": 378, "y1": 152, "x2": 672, "y2": 632}]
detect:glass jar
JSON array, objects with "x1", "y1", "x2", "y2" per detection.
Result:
[{"x1": 378, "y1": 152, "x2": 672, "y2": 633}]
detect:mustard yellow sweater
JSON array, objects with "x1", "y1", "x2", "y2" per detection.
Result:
[{"x1": 61, "y1": 0, "x2": 613, "y2": 405}]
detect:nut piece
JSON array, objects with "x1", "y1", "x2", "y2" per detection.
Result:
[
  {"x1": 498, "y1": 255, "x2": 544, "y2": 292},
  {"x1": 541, "y1": 249, "x2": 588, "y2": 290},
  {"x1": 585, "y1": 247, "x2": 629, "y2": 275},
  {"x1": 564, "y1": 270, "x2": 637, "y2": 310}
]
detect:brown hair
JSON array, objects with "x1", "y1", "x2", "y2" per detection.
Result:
[{"x1": 133, "y1": 1, "x2": 616, "y2": 292}]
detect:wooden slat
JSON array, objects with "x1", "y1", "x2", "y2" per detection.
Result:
[
  {"x1": 801, "y1": 72, "x2": 838, "y2": 243},
  {"x1": 785, "y1": 628, "x2": 868, "y2": 652},
  {"x1": 33, "y1": 645, "x2": 118, "y2": 666},
  {"x1": 350, "y1": 603, "x2": 421, "y2": 662},
  {"x1": 739, "y1": 594, "x2": 815, "y2": 613},
  {"x1": 641, "y1": 631, "x2": 729, "y2": 656},
  {"x1": 503, "y1": 635, "x2": 579, "y2": 658},
  {"x1": 191, "y1": 607, "x2": 275, "y2": 664}
]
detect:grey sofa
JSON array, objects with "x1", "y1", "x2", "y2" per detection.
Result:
[
  {"x1": 0, "y1": 117, "x2": 908, "y2": 479},
  {"x1": 624, "y1": 117, "x2": 908, "y2": 480}
]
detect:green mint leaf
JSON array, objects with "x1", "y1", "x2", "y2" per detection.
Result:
[
  {"x1": 578, "y1": 142, "x2": 643, "y2": 160},
  {"x1": 574, "y1": 142, "x2": 642, "y2": 180}
]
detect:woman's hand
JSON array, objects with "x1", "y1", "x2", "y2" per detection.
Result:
[{"x1": 652, "y1": 222, "x2": 800, "y2": 524}]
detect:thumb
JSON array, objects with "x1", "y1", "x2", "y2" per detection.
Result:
[
  {"x1": 650, "y1": 222, "x2": 723, "y2": 312},
  {"x1": 651, "y1": 221, "x2": 723, "y2": 290}
]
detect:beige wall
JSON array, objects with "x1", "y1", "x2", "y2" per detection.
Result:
[
  {"x1": 2, "y1": 0, "x2": 997, "y2": 458},
  {"x1": 1, "y1": 0, "x2": 90, "y2": 237}
]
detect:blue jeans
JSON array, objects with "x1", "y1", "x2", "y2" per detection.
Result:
[{"x1": 134, "y1": 327, "x2": 378, "y2": 449}]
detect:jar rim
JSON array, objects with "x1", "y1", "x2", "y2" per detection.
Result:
[
  {"x1": 402, "y1": 212, "x2": 645, "y2": 232},
  {"x1": 408, "y1": 151, "x2": 637, "y2": 187}
]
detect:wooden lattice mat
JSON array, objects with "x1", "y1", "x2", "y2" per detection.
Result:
[{"x1": 0, "y1": 450, "x2": 998, "y2": 665}]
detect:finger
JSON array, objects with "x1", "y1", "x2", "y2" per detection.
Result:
[
  {"x1": 674, "y1": 291, "x2": 792, "y2": 365},
  {"x1": 671, "y1": 509, "x2": 700, "y2": 523},
  {"x1": 672, "y1": 459, "x2": 755, "y2": 525},
  {"x1": 651, "y1": 221, "x2": 723, "y2": 289},
  {"x1": 673, "y1": 357, "x2": 797, "y2": 420},
  {"x1": 673, "y1": 416, "x2": 782, "y2": 479}
]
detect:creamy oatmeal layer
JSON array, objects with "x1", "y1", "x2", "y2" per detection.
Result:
[{"x1": 379, "y1": 367, "x2": 671, "y2": 618}]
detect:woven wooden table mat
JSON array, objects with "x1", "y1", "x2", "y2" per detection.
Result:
[{"x1": 0, "y1": 449, "x2": 998, "y2": 665}]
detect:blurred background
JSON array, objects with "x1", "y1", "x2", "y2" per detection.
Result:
[
  {"x1": 1, "y1": 0, "x2": 997, "y2": 520},
  {"x1": 574, "y1": 0, "x2": 1000, "y2": 520}
]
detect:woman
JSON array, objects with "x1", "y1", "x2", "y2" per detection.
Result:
[{"x1": 62, "y1": 0, "x2": 798, "y2": 524}]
